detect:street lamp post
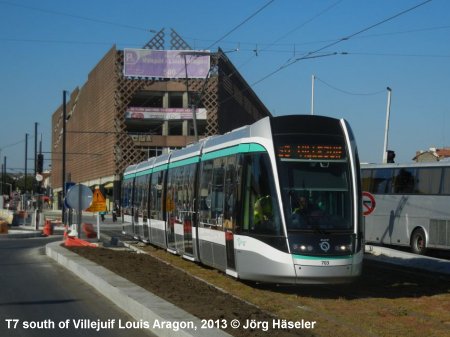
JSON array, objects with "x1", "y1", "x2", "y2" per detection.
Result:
[
  {"x1": 311, "y1": 74, "x2": 315, "y2": 115},
  {"x1": 182, "y1": 54, "x2": 198, "y2": 142},
  {"x1": 180, "y1": 51, "x2": 211, "y2": 142},
  {"x1": 62, "y1": 90, "x2": 67, "y2": 225}
]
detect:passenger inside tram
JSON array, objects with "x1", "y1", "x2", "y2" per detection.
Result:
[{"x1": 252, "y1": 195, "x2": 276, "y2": 234}]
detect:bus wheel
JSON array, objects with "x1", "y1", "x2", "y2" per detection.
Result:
[{"x1": 411, "y1": 228, "x2": 427, "y2": 255}]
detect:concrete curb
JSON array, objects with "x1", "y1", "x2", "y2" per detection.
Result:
[
  {"x1": 0, "y1": 229, "x2": 43, "y2": 239},
  {"x1": 46, "y1": 241, "x2": 231, "y2": 337},
  {"x1": 365, "y1": 244, "x2": 450, "y2": 275}
]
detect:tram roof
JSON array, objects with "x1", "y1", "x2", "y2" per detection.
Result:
[
  {"x1": 135, "y1": 157, "x2": 156, "y2": 172},
  {"x1": 123, "y1": 164, "x2": 138, "y2": 175}
]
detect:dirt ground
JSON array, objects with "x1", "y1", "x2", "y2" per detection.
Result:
[
  {"x1": 67, "y1": 244, "x2": 312, "y2": 337},
  {"x1": 66, "y1": 242, "x2": 450, "y2": 337}
]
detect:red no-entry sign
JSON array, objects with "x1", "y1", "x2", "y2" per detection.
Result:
[{"x1": 362, "y1": 191, "x2": 376, "y2": 216}]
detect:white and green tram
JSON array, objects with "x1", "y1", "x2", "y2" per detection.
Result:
[{"x1": 121, "y1": 115, "x2": 363, "y2": 284}]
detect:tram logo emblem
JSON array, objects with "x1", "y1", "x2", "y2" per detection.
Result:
[
  {"x1": 319, "y1": 241, "x2": 330, "y2": 252},
  {"x1": 236, "y1": 238, "x2": 246, "y2": 247}
]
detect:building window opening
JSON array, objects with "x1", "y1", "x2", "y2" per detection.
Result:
[
  {"x1": 169, "y1": 121, "x2": 183, "y2": 135},
  {"x1": 169, "y1": 92, "x2": 183, "y2": 108},
  {"x1": 129, "y1": 91, "x2": 164, "y2": 108}
]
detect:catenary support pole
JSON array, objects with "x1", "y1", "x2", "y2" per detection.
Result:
[{"x1": 382, "y1": 87, "x2": 392, "y2": 164}]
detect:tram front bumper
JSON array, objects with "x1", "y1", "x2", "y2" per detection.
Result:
[{"x1": 293, "y1": 254, "x2": 363, "y2": 284}]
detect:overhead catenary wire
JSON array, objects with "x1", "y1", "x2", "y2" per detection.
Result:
[
  {"x1": 300, "y1": 0, "x2": 433, "y2": 60},
  {"x1": 205, "y1": 0, "x2": 276, "y2": 50},
  {"x1": 0, "y1": 0, "x2": 157, "y2": 33},
  {"x1": 249, "y1": 0, "x2": 434, "y2": 88},
  {"x1": 315, "y1": 76, "x2": 386, "y2": 96},
  {"x1": 156, "y1": 0, "x2": 275, "y2": 83},
  {"x1": 216, "y1": 0, "x2": 434, "y2": 109},
  {"x1": 238, "y1": 0, "x2": 344, "y2": 68}
]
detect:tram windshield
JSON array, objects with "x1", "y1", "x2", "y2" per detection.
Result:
[{"x1": 275, "y1": 134, "x2": 352, "y2": 232}]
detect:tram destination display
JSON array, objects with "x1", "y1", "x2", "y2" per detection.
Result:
[{"x1": 277, "y1": 144, "x2": 344, "y2": 160}]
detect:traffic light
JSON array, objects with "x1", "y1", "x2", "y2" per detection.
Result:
[
  {"x1": 37, "y1": 154, "x2": 44, "y2": 174},
  {"x1": 387, "y1": 150, "x2": 395, "y2": 163}
]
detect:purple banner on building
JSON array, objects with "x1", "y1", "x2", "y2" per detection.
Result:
[
  {"x1": 123, "y1": 49, "x2": 210, "y2": 79},
  {"x1": 126, "y1": 107, "x2": 207, "y2": 120}
]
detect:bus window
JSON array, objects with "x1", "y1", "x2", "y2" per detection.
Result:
[
  {"x1": 442, "y1": 167, "x2": 450, "y2": 195},
  {"x1": 415, "y1": 167, "x2": 441, "y2": 195},
  {"x1": 361, "y1": 169, "x2": 373, "y2": 192},
  {"x1": 372, "y1": 168, "x2": 393, "y2": 194},
  {"x1": 393, "y1": 168, "x2": 415, "y2": 194}
]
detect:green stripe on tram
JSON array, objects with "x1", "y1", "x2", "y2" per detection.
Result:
[
  {"x1": 124, "y1": 143, "x2": 266, "y2": 177},
  {"x1": 135, "y1": 168, "x2": 152, "y2": 177},
  {"x1": 152, "y1": 164, "x2": 168, "y2": 173},
  {"x1": 292, "y1": 254, "x2": 353, "y2": 260},
  {"x1": 201, "y1": 143, "x2": 266, "y2": 161},
  {"x1": 168, "y1": 156, "x2": 200, "y2": 169}
]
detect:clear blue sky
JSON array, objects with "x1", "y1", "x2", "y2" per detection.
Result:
[{"x1": 1, "y1": 0, "x2": 449, "y2": 173}]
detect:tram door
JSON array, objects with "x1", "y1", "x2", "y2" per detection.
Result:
[
  {"x1": 165, "y1": 192, "x2": 176, "y2": 252},
  {"x1": 183, "y1": 210, "x2": 194, "y2": 256},
  {"x1": 167, "y1": 164, "x2": 196, "y2": 256},
  {"x1": 183, "y1": 164, "x2": 196, "y2": 256},
  {"x1": 225, "y1": 229, "x2": 235, "y2": 270},
  {"x1": 224, "y1": 155, "x2": 238, "y2": 271}
]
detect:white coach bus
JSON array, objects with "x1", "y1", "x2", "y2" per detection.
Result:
[{"x1": 361, "y1": 162, "x2": 450, "y2": 254}]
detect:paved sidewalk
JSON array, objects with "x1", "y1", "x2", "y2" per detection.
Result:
[{"x1": 365, "y1": 244, "x2": 450, "y2": 275}]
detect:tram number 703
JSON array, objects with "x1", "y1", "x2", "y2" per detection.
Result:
[{"x1": 321, "y1": 261, "x2": 330, "y2": 266}]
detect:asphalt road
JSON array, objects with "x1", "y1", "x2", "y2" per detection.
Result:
[{"x1": 0, "y1": 236, "x2": 153, "y2": 337}]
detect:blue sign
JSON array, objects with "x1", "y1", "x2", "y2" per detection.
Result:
[{"x1": 64, "y1": 182, "x2": 75, "y2": 209}]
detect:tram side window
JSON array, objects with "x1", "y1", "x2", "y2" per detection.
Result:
[
  {"x1": 415, "y1": 168, "x2": 441, "y2": 194},
  {"x1": 184, "y1": 164, "x2": 196, "y2": 217},
  {"x1": 224, "y1": 155, "x2": 241, "y2": 231},
  {"x1": 166, "y1": 164, "x2": 196, "y2": 224},
  {"x1": 198, "y1": 158, "x2": 226, "y2": 229},
  {"x1": 242, "y1": 153, "x2": 281, "y2": 235},
  {"x1": 134, "y1": 174, "x2": 150, "y2": 219},
  {"x1": 150, "y1": 170, "x2": 165, "y2": 221},
  {"x1": 133, "y1": 176, "x2": 143, "y2": 221},
  {"x1": 393, "y1": 168, "x2": 416, "y2": 194},
  {"x1": 121, "y1": 178, "x2": 134, "y2": 215},
  {"x1": 166, "y1": 167, "x2": 179, "y2": 222},
  {"x1": 198, "y1": 160, "x2": 214, "y2": 227},
  {"x1": 441, "y1": 168, "x2": 450, "y2": 195},
  {"x1": 371, "y1": 168, "x2": 393, "y2": 194}
]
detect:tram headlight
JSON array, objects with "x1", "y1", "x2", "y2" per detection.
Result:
[
  {"x1": 335, "y1": 244, "x2": 352, "y2": 252},
  {"x1": 293, "y1": 244, "x2": 313, "y2": 252}
]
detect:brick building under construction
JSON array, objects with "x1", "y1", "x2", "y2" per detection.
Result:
[{"x1": 51, "y1": 29, "x2": 271, "y2": 210}]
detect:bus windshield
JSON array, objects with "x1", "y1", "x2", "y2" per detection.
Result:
[{"x1": 275, "y1": 135, "x2": 352, "y2": 232}]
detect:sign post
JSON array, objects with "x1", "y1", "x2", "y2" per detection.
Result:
[
  {"x1": 86, "y1": 188, "x2": 107, "y2": 241},
  {"x1": 65, "y1": 184, "x2": 93, "y2": 238}
]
